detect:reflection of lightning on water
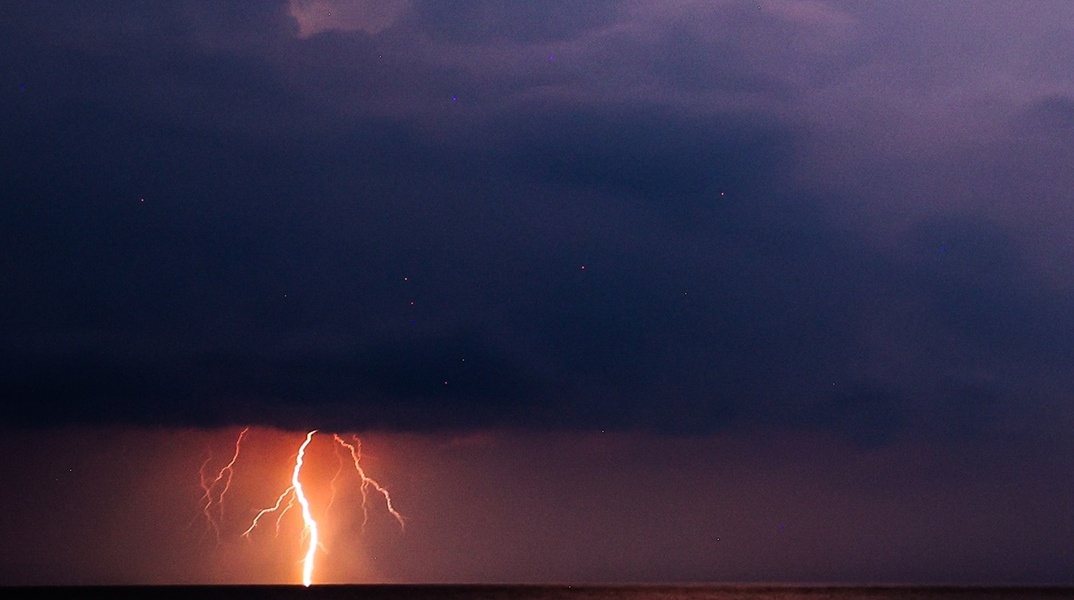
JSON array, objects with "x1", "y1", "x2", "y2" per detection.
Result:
[{"x1": 196, "y1": 427, "x2": 404, "y2": 587}]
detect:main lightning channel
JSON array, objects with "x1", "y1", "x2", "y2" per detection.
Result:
[{"x1": 293, "y1": 430, "x2": 318, "y2": 587}]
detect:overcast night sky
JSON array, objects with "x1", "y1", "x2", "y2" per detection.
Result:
[{"x1": 2, "y1": 0, "x2": 1074, "y2": 587}]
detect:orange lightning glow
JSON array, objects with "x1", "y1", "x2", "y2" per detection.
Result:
[{"x1": 216, "y1": 428, "x2": 404, "y2": 586}]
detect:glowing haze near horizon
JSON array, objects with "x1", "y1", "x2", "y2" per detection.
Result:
[{"x1": 3, "y1": 0, "x2": 1074, "y2": 585}]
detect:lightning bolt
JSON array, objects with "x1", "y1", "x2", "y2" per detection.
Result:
[
  {"x1": 293, "y1": 430, "x2": 319, "y2": 587},
  {"x1": 241, "y1": 431, "x2": 318, "y2": 586},
  {"x1": 233, "y1": 429, "x2": 404, "y2": 586},
  {"x1": 333, "y1": 434, "x2": 406, "y2": 531},
  {"x1": 194, "y1": 426, "x2": 250, "y2": 543}
]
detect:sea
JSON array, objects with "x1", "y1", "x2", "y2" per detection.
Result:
[{"x1": 5, "y1": 585, "x2": 1071, "y2": 600}]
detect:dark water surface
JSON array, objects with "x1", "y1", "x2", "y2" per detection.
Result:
[{"x1": 5, "y1": 586, "x2": 1072, "y2": 600}]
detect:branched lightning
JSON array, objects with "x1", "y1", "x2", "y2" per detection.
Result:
[
  {"x1": 203, "y1": 427, "x2": 404, "y2": 587},
  {"x1": 195, "y1": 426, "x2": 250, "y2": 543},
  {"x1": 333, "y1": 434, "x2": 406, "y2": 531},
  {"x1": 323, "y1": 446, "x2": 347, "y2": 517},
  {"x1": 241, "y1": 487, "x2": 295, "y2": 539}
]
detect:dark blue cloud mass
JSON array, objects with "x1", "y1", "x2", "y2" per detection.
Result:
[{"x1": 3, "y1": 0, "x2": 1074, "y2": 449}]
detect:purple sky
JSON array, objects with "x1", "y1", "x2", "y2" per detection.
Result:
[{"x1": 1, "y1": 0, "x2": 1073, "y2": 585}]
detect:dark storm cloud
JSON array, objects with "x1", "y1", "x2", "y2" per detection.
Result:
[
  {"x1": 1025, "y1": 94, "x2": 1074, "y2": 130},
  {"x1": 4, "y1": 1, "x2": 1074, "y2": 447},
  {"x1": 905, "y1": 217, "x2": 1074, "y2": 355},
  {"x1": 505, "y1": 107, "x2": 790, "y2": 200}
]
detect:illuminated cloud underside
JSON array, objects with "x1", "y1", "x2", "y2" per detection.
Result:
[{"x1": 289, "y1": 0, "x2": 409, "y2": 37}]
